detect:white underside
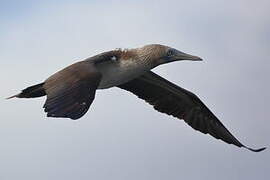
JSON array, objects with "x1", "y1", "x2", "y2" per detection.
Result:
[{"x1": 97, "y1": 59, "x2": 151, "y2": 89}]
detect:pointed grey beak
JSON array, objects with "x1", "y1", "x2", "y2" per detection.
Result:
[{"x1": 174, "y1": 50, "x2": 203, "y2": 61}]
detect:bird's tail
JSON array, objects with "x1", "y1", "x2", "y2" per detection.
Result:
[{"x1": 7, "y1": 82, "x2": 46, "y2": 99}]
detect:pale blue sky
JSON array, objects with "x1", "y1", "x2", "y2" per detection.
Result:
[{"x1": 1, "y1": 0, "x2": 270, "y2": 179}]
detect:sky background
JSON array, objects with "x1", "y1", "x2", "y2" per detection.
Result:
[{"x1": 1, "y1": 0, "x2": 270, "y2": 179}]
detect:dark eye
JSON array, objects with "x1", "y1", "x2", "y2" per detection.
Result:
[{"x1": 167, "y1": 49, "x2": 174, "y2": 57}]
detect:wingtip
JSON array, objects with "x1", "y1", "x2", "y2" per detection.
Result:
[{"x1": 244, "y1": 146, "x2": 266, "y2": 152}]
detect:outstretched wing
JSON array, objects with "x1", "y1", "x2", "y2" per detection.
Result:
[
  {"x1": 118, "y1": 71, "x2": 265, "y2": 152},
  {"x1": 8, "y1": 50, "x2": 122, "y2": 119},
  {"x1": 43, "y1": 61, "x2": 102, "y2": 120}
]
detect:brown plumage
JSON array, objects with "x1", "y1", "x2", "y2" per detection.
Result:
[{"x1": 7, "y1": 44, "x2": 265, "y2": 152}]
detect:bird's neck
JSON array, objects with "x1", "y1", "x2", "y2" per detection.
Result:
[{"x1": 97, "y1": 50, "x2": 155, "y2": 89}]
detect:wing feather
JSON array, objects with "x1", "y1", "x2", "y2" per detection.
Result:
[
  {"x1": 118, "y1": 71, "x2": 265, "y2": 152},
  {"x1": 43, "y1": 61, "x2": 102, "y2": 120}
]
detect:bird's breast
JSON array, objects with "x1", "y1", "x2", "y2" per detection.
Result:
[{"x1": 97, "y1": 59, "x2": 151, "y2": 89}]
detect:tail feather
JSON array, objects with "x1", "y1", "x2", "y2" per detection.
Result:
[
  {"x1": 6, "y1": 94, "x2": 20, "y2": 99},
  {"x1": 7, "y1": 82, "x2": 46, "y2": 99}
]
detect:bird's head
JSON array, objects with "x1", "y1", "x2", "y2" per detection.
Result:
[{"x1": 137, "y1": 44, "x2": 202, "y2": 67}]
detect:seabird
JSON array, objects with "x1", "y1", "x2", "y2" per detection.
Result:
[{"x1": 7, "y1": 44, "x2": 265, "y2": 152}]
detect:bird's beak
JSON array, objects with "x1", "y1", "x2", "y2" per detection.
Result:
[{"x1": 173, "y1": 50, "x2": 203, "y2": 61}]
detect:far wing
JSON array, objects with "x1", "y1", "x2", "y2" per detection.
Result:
[{"x1": 118, "y1": 71, "x2": 265, "y2": 152}]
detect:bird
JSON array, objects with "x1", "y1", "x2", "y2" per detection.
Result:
[{"x1": 7, "y1": 44, "x2": 265, "y2": 152}]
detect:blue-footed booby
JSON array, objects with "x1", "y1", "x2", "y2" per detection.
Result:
[{"x1": 7, "y1": 44, "x2": 265, "y2": 152}]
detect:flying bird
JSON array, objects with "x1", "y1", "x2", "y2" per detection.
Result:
[{"x1": 7, "y1": 44, "x2": 265, "y2": 152}]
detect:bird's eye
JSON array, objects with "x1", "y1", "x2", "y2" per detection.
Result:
[{"x1": 167, "y1": 49, "x2": 174, "y2": 57}]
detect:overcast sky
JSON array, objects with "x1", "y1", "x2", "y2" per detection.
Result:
[{"x1": 1, "y1": 0, "x2": 269, "y2": 179}]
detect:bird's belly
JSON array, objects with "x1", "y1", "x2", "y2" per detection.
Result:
[{"x1": 97, "y1": 64, "x2": 148, "y2": 89}]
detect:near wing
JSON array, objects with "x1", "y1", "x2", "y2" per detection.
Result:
[{"x1": 43, "y1": 61, "x2": 102, "y2": 120}]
